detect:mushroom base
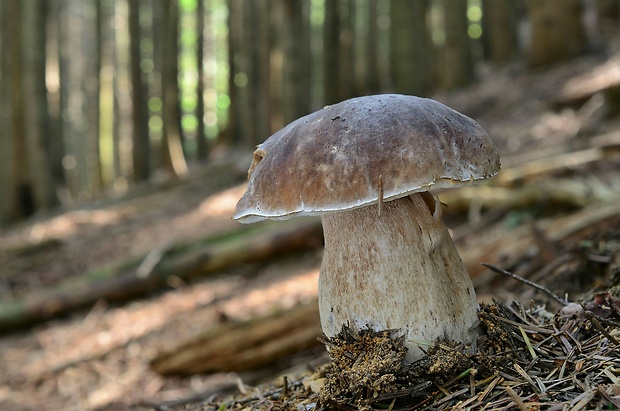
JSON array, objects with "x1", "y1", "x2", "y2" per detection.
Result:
[{"x1": 319, "y1": 193, "x2": 479, "y2": 363}]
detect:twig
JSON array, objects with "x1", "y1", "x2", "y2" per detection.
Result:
[
  {"x1": 505, "y1": 386, "x2": 528, "y2": 411},
  {"x1": 588, "y1": 316, "x2": 620, "y2": 346},
  {"x1": 482, "y1": 263, "x2": 569, "y2": 306},
  {"x1": 136, "y1": 241, "x2": 174, "y2": 279}
]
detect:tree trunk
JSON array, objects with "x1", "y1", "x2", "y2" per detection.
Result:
[
  {"x1": 96, "y1": 0, "x2": 115, "y2": 187},
  {"x1": 482, "y1": 0, "x2": 520, "y2": 64},
  {"x1": 0, "y1": 1, "x2": 14, "y2": 224},
  {"x1": 225, "y1": 0, "x2": 254, "y2": 147},
  {"x1": 9, "y1": 0, "x2": 35, "y2": 219},
  {"x1": 390, "y1": 0, "x2": 431, "y2": 96},
  {"x1": 112, "y1": 0, "x2": 125, "y2": 182},
  {"x1": 365, "y1": 0, "x2": 381, "y2": 94},
  {"x1": 84, "y1": 2, "x2": 102, "y2": 195},
  {"x1": 248, "y1": 0, "x2": 271, "y2": 141},
  {"x1": 195, "y1": 0, "x2": 208, "y2": 161},
  {"x1": 58, "y1": 1, "x2": 101, "y2": 198},
  {"x1": 161, "y1": 0, "x2": 188, "y2": 177},
  {"x1": 596, "y1": 0, "x2": 620, "y2": 28},
  {"x1": 339, "y1": 0, "x2": 355, "y2": 99},
  {"x1": 526, "y1": 0, "x2": 587, "y2": 67},
  {"x1": 439, "y1": 0, "x2": 474, "y2": 90},
  {"x1": 323, "y1": 0, "x2": 341, "y2": 105},
  {"x1": 22, "y1": 0, "x2": 59, "y2": 212},
  {"x1": 129, "y1": 0, "x2": 151, "y2": 181},
  {"x1": 282, "y1": 0, "x2": 311, "y2": 124},
  {"x1": 151, "y1": 300, "x2": 322, "y2": 375}
]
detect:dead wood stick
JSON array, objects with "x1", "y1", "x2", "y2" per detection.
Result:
[
  {"x1": 495, "y1": 147, "x2": 606, "y2": 186},
  {"x1": 482, "y1": 263, "x2": 568, "y2": 306},
  {"x1": 464, "y1": 202, "x2": 620, "y2": 278},
  {"x1": 439, "y1": 177, "x2": 619, "y2": 215},
  {"x1": 150, "y1": 300, "x2": 322, "y2": 375}
]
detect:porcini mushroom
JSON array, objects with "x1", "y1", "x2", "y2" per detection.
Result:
[{"x1": 233, "y1": 94, "x2": 500, "y2": 362}]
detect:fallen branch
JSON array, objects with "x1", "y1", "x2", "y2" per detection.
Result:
[
  {"x1": 0, "y1": 218, "x2": 323, "y2": 332},
  {"x1": 439, "y1": 176, "x2": 619, "y2": 215},
  {"x1": 150, "y1": 300, "x2": 322, "y2": 375},
  {"x1": 464, "y1": 202, "x2": 620, "y2": 277},
  {"x1": 481, "y1": 263, "x2": 568, "y2": 306}
]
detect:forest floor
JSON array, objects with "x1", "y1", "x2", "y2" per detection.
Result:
[{"x1": 1, "y1": 37, "x2": 620, "y2": 411}]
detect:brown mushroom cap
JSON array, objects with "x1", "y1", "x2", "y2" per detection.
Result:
[{"x1": 234, "y1": 94, "x2": 500, "y2": 223}]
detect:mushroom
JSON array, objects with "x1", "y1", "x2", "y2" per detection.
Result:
[{"x1": 233, "y1": 94, "x2": 500, "y2": 362}]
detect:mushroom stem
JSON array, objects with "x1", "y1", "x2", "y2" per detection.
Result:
[{"x1": 318, "y1": 193, "x2": 480, "y2": 362}]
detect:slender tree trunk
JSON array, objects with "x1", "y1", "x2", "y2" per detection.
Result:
[
  {"x1": 482, "y1": 0, "x2": 520, "y2": 64},
  {"x1": 225, "y1": 0, "x2": 254, "y2": 147},
  {"x1": 526, "y1": 0, "x2": 587, "y2": 67},
  {"x1": 0, "y1": 1, "x2": 15, "y2": 223},
  {"x1": 282, "y1": 0, "x2": 311, "y2": 124},
  {"x1": 9, "y1": 0, "x2": 35, "y2": 219},
  {"x1": 339, "y1": 0, "x2": 354, "y2": 99},
  {"x1": 439, "y1": 0, "x2": 474, "y2": 90},
  {"x1": 149, "y1": 0, "x2": 164, "y2": 171},
  {"x1": 269, "y1": 0, "x2": 284, "y2": 131},
  {"x1": 22, "y1": 0, "x2": 59, "y2": 212},
  {"x1": 323, "y1": 0, "x2": 341, "y2": 105},
  {"x1": 84, "y1": 2, "x2": 102, "y2": 195},
  {"x1": 249, "y1": 1, "x2": 271, "y2": 140},
  {"x1": 365, "y1": 0, "x2": 380, "y2": 94},
  {"x1": 96, "y1": 0, "x2": 115, "y2": 187},
  {"x1": 45, "y1": 0, "x2": 67, "y2": 202},
  {"x1": 112, "y1": 0, "x2": 124, "y2": 181},
  {"x1": 390, "y1": 0, "x2": 431, "y2": 96},
  {"x1": 195, "y1": 0, "x2": 208, "y2": 161},
  {"x1": 161, "y1": 0, "x2": 188, "y2": 177},
  {"x1": 596, "y1": 0, "x2": 620, "y2": 28},
  {"x1": 129, "y1": 0, "x2": 150, "y2": 181}
]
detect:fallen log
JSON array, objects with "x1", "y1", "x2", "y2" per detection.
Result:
[
  {"x1": 439, "y1": 176, "x2": 619, "y2": 214},
  {"x1": 0, "y1": 218, "x2": 323, "y2": 332},
  {"x1": 150, "y1": 300, "x2": 322, "y2": 375},
  {"x1": 549, "y1": 59, "x2": 620, "y2": 109}
]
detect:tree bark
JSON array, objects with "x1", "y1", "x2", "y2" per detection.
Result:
[
  {"x1": 225, "y1": 0, "x2": 254, "y2": 147},
  {"x1": 151, "y1": 300, "x2": 321, "y2": 375},
  {"x1": 195, "y1": 0, "x2": 209, "y2": 161},
  {"x1": 22, "y1": 0, "x2": 59, "y2": 211},
  {"x1": 439, "y1": 0, "x2": 474, "y2": 90},
  {"x1": 9, "y1": 0, "x2": 35, "y2": 219},
  {"x1": 596, "y1": 0, "x2": 620, "y2": 28},
  {"x1": 248, "y1": 0, "x2": 271, "y2": 140},
  {"x1": 365, "y1": 0, "x2": 381, "y2": 94},
  {"x1": 282, "y1": 0, "x2": 311, "y2": 124},
  {"x1": 161, "y1": 0, "x2": 188, "y2": 177},
  {"x1": 323, "y1": 0, "x2": 341, "y2": 105},
  {"x1": 482, "y1": 0, "x2": 520, "y2": 64},
  {"x1": 526, "y1": 0, "x2": 587, "y2": 67},
  {"x1": 129, "y1": 0, "x2": 151, "y2": 181},
  {"x1": 339, "y1": 0, "x2": 354, "y2": 99},
  {"x1": 0, "y1": 1, "x2": 14, "y2": 224},
  {"x1": 390, "y1": 0, "x2": 431, "y2": 96}
]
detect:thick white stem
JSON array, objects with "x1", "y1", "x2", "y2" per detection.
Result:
[{"x1": 319, "y1": 193, "x2": 479, "y2": 362}]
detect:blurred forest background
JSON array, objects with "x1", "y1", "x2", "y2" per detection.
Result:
[
  {"x1": 2, "y1": 1, "x2": 620, "y2": 409},
  {"x1": 2, "y1": 0, "x2": 618, "y2": 226}
]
